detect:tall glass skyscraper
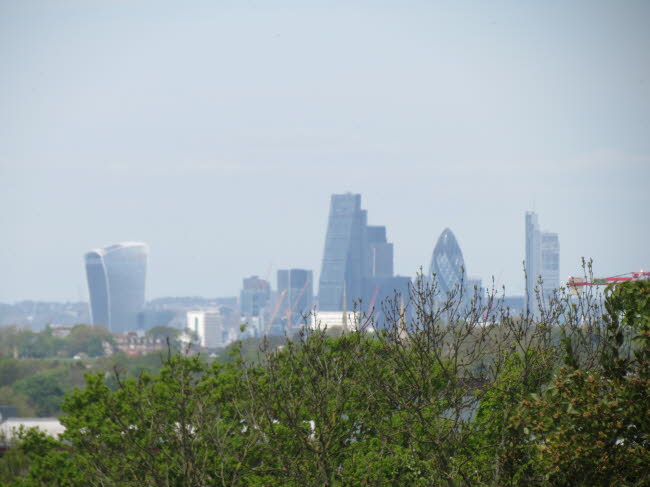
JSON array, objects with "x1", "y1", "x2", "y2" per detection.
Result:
[
  {"x1": 525, "y1": 212, "x2": 542, "y2": 314},
  {"x1": 367, "y1": 225, "x2": 393, "y2": 278},
  {"x1": 541, "y1": 232, "x2": 560, "y2": 300},
  {"x1": 318, "y1": 193, "x2": 410, "y2": 320},
  {"x1": 525, "y1": 211, "x2": 560, "y2": 315},
  {"x1": 429, "y1": 228, "x2": 466, "y2": 297},
  {"x1": 318, "y1": 193, "x2": 367, "y2": 311},
  {"x1": 84, "y1": 242, "x2": 148, "y2": 333}
]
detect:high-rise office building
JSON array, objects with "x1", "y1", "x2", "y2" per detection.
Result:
[
  {"x1": 240, "y1": 276, "x2": 270, "y2": 317},
  {"x1": 85, "y1": 242, "x2": 148, "y2": 333},
  {"x1": 541, "y1": 231, "x2": 560, "y2": 299},
  {"x1": 318, "y1": 193, "x2": 368, "y2": 311},
  {"x1": 318, "y1": 193, "x2": 411, "y2": 327},
  {"x1": 428, "y1": 228, "x2": 486, "y2": 308},
  {"x1": 525, "y1": 212, "x2": 542, "y2": 314},
  {"x1": 367, "y1": 225, "x2": 393, "y2": 278},
  {"x1": 277, "y1": 269, "x2": 313, "y2": 328},
  {"x1": 525, "y1": 211, "x2": 560, "y2": 315},
  {"x1": 362, "y1": 275, "x2": 411, "y2": 313},
  {"x1": 429, "y1": 228, "x2": 466, "y2": 297}
]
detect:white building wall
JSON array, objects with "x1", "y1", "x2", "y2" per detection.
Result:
[
  {"x1": 186, "y1": 310, "x2": 223, "y2": 349},
  {"x1": 310, "y1": 310, "x2": 359, "y2": 331},
  {"x1": 203, "y1": 312, "x2": 223, "y2": 348}
]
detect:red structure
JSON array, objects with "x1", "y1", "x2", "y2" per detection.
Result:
[{"x1": 567, "y1": 270, "x2": 650, "y2": 288}]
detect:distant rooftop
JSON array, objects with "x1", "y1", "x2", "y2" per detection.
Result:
[
  {"x1": 85, "y1": 242, "x2": 149, "y2": 258},
  {"x1": 0, "y1": 418, "x2": 65, "y2": 441}
]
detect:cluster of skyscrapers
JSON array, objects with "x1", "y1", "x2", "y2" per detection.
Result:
[
  {"x1": 83, "y1": 194, "x2": 561, "y2": 345},
  {"x1": 318, "y1": 193, "x2": 410, "y2": 323}
]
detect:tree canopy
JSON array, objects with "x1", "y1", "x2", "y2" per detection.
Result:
[{"x1": 1, "y1": 279, "x2": 649, "y2": 486}]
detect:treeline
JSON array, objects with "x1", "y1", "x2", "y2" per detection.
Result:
[
  {"x1": 0, "y1": 324, "x2": 116, "y2": 359},
  {"x1": 1, "y1": 279, "x2": 649, "y2": 486},
  {"x1": 0, "y1": 353, "x2": 169, "y2": 417},
  {"x1": 0, "y1": 325, "x2": 279, "y2": 418}
]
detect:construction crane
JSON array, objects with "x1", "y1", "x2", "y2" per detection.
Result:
[
  {"x1": 567, "y1": 270, "x2": 650, "y2": 290},
  {"x1": 367, "y1": 284, "x2": 380, "y2": 316},
  {"x1": 285, "y1": 278, "x2": 311, "y2": 332},
  {"x1": 264, "y1": 289, "x2": 287, "y2": 336}
]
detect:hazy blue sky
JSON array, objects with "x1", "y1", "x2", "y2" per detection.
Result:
[{"x1": 1, "y1": 0, "x2": 648, "y2": 302}]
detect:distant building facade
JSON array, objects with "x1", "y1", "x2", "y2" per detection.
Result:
[
  {"x1": 240, "y1": 276, "x2": 270, "y2": 317},
  {"x1": 541, "y1": 232, "x2": 560, "y2": 299},
  {"x1": 525, "y1": 212, "x2": 560, "y2": 315},
  {"x1": 114, "y1": 332, "x2": 166, "y2": 356},
  {"x1": 277, "y1": 269, "x2": 313, "y2": 329},
  {"x1": 428, "y1": 228, "x2": 486, "y2": 309},
  {"x1": 318, "y1": 193, "x2": 368, "y2": 311},
  {"x1": 186, "y1": 310, "x2": 224, "y2": 349},
  {"x1": 49, "y1": 324, "x2": 73, "y2": 338},
  {"x1": 317, "y1": 193, "x2": 411, "y2": 327},
  {"x1": 84, "y1": 242, "x2": 148, "y2": 333},
  {"x1": 500, "y1": 295, "x2": 526, "y2": 316},
  {"x1": 310, "y1": 310, "x2": 360, "y2": 331},
  {"x1": 367, "y1": 226, "x2": 393, "y2": 278},
  {"x1": 429, "y1": 228, "x2": 466, "y2": 297}
]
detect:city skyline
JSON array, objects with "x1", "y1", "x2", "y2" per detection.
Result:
[
  {"x1": 1, "y1": 2, "x2": 648, "y2": 302},
  {"x1": 0, "y1": 201, "x2": 641, "y2": 304}
]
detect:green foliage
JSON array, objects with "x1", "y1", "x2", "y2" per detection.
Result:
[
  {"x1": 0, "y1": 324, "x2": 114, "y2": 360},
  {"x1": 0, "y1": 354, "x2": 167, "y2": 417},
  {"x1": 145, "y1": 325, "x2": 182, "y2": 349},
  {"x1": 514, "y1": 281, "x2": 650, "y2": 486},
  {"x1": 471, "y1": 350, "x2": 554, "y2": 484},
  {"x1": 516, "y1": 368, "x2": 650, "y2": 485},
  {"x1": 13, "y1": 373, "x2": 66, "y2": 417},
  {"x1": 58, "y1": 356, "x2": 254, "y2": 486},
  {"x1": 14, "y1": 328, "x2": 63, "y2": 359},
  {"x1": 0, "y1": 432, "x2": 30, "y2": 484},
  {"x1": 219, "y1": 335, "x2": 288, "y2": 363},
  {"x1": 0, "y1": 386, "x2": 35, "y2": 417},
  {"x1": 64, "y1": 325, "x2": 114, "y2": 358},
  {"x1": 1, "y1": 280, "x2": 648, "y2": 486},
  {"x1": 6, "y1": 428, "x2": 85, "y2": 487}
]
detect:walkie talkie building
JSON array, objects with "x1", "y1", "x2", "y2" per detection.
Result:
[{"x1": 85, "y1": 242, "x2": 148, "y2": 333}]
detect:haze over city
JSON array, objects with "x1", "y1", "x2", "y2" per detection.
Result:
[{"x1": 1, "y1": 0, "x2": 649, "y2": 303}]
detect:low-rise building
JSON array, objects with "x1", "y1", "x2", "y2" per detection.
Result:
[
  {"x1": 0, "y1": 417, "x2": 65, "y2": 454},
  {"x1": 114, "y1": 331, "x2": 166, "y2": 356},
  {"x1": 310, "y1": 310, "x2": 361, "y2": 331}
]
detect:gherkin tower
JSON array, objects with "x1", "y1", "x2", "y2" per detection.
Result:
[{"x1": 429, "y1": 228, "x2": 465, "y2": 297}]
